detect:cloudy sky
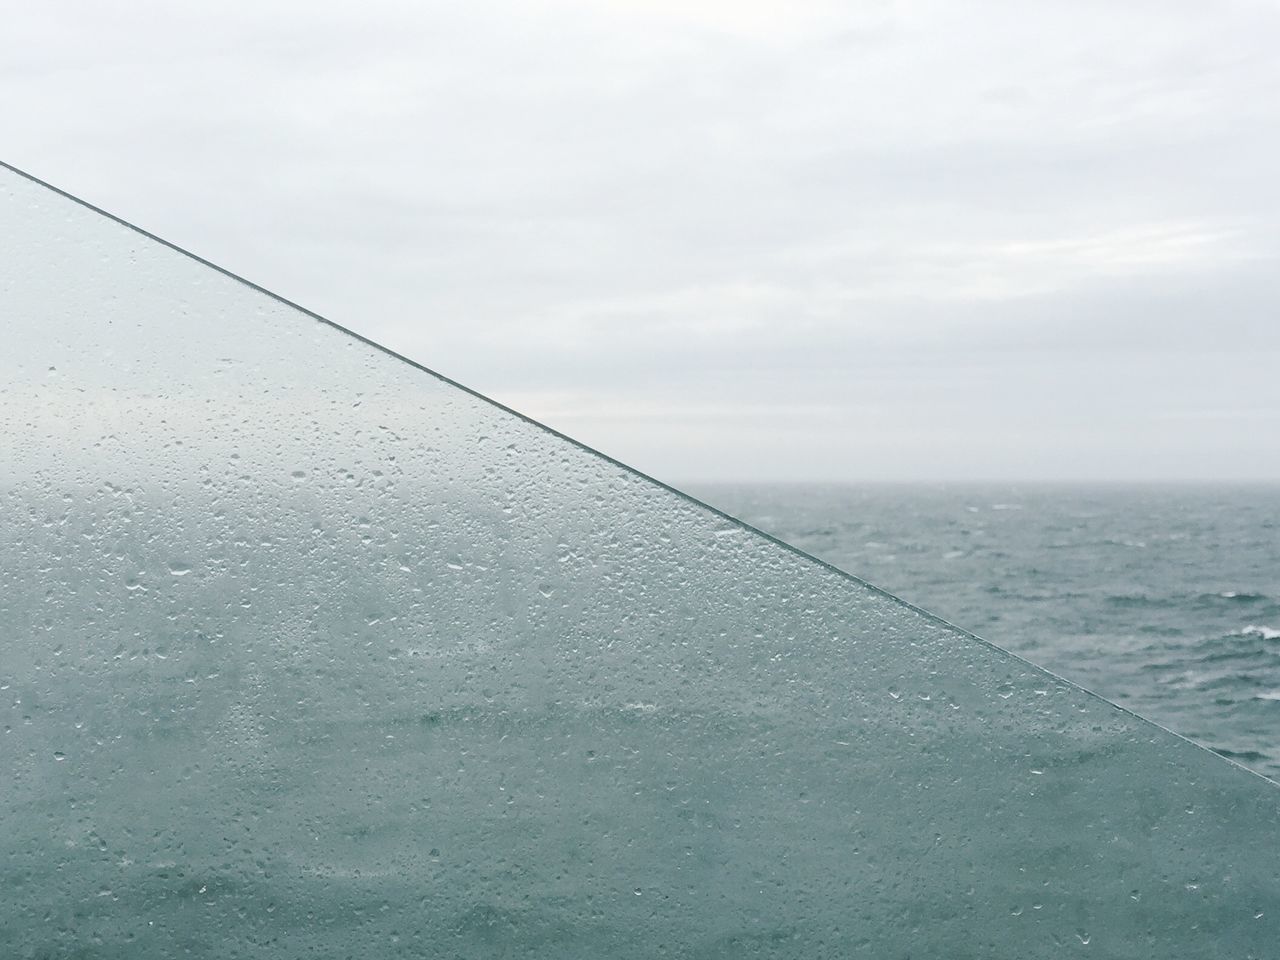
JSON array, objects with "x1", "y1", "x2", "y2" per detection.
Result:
[{"x1": 4, "y1": 0, "x2": 1279, "y2": 482}]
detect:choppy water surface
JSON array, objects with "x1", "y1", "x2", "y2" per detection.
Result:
[{"x1": 692, "y1": 482, "x2": 1280, "y2": 781}]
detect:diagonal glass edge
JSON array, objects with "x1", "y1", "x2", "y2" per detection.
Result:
[{"x1": 4, "y1": 156, "x2": 1275, "y2": 791}]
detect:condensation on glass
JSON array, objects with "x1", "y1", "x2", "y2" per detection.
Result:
[{"x1": 1, "y1": 161, "x2": 1277, "y2": 959}]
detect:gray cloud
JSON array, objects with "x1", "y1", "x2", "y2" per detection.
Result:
[{"x1": 3, "y1": 0, "x2": 1279, "y2": 480}]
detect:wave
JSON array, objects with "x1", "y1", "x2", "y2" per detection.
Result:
[
  {"x1": 1195, "y1": 591, "x2": 1272, "y2": 606},
  {"x1": 1192, "y1": 628, "x2": 1280, "y2": 662},
  {"x1": 1135, "y1": 628, "x2": 1280, "y2": 670},
  {"x1": 983, "y1": 585, "x2": 1091, "y2": 602},
  {"x1": 1241, "y1": 624, "x2": 1280, "y2": 640},
  {"x1": 1211, "y1": 747, "x2": 1270, "y2": 763},
  {"x1": 1106, "y1": 593, "x2": 1277, "y2": 619},
  {"x1": 1196, "y1": 672, "x2": 1273, "y2": 692},
  {"x1": 1104, "y1": 593, "x2": 1170, "y2": 609}
]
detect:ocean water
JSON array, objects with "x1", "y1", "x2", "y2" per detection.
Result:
[
  {"x1": 690, "y1": 482, "x2": 1280, "y2": 781},
  {"x1": 6, "y1": 476, "x2": 1280, "y2": 957}
]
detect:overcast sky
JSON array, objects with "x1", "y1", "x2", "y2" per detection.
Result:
[{"x1": 4, "y1": 1, "x2": 1279, "y2": 482}]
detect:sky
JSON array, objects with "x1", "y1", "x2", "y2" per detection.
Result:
[{"x1": 3, "y1": 0, "x2": 1279, "y2": 482}]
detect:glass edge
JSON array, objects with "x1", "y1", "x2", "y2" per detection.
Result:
[{"x1": 3, "y1": 157, "x2": 1275, "y2": 790}]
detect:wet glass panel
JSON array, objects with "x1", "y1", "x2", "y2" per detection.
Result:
[{"x1": 2, "y1": 162, "x2": 1278, "y2": 958}]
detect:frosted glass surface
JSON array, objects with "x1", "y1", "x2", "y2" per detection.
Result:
[{"x1": 1, "y1": 162, "x2": 1277, "y2": 959}]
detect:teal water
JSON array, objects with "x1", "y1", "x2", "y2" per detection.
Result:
[
  {"x1": 7, "y1": 478, "x2": 1278, "y2": 957},
  {"x1": 692, "y1": 482, "x2": 1280, "y2": 781}
]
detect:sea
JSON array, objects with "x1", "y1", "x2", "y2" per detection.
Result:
[
  {"x1": 689, "y1": 482, "x2": 1280, "y2": 782},
  {"x1": 6, "y1": 477, "x2": 1280, "y2": 955}
]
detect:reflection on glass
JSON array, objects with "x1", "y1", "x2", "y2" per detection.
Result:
[{"x1": 2, "y1": 161, "x2": 1277, "y2": 957}]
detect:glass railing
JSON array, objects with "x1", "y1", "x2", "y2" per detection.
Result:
[{"x1": 2, "y1": 160, "x2": 1277, "y2": 958}]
